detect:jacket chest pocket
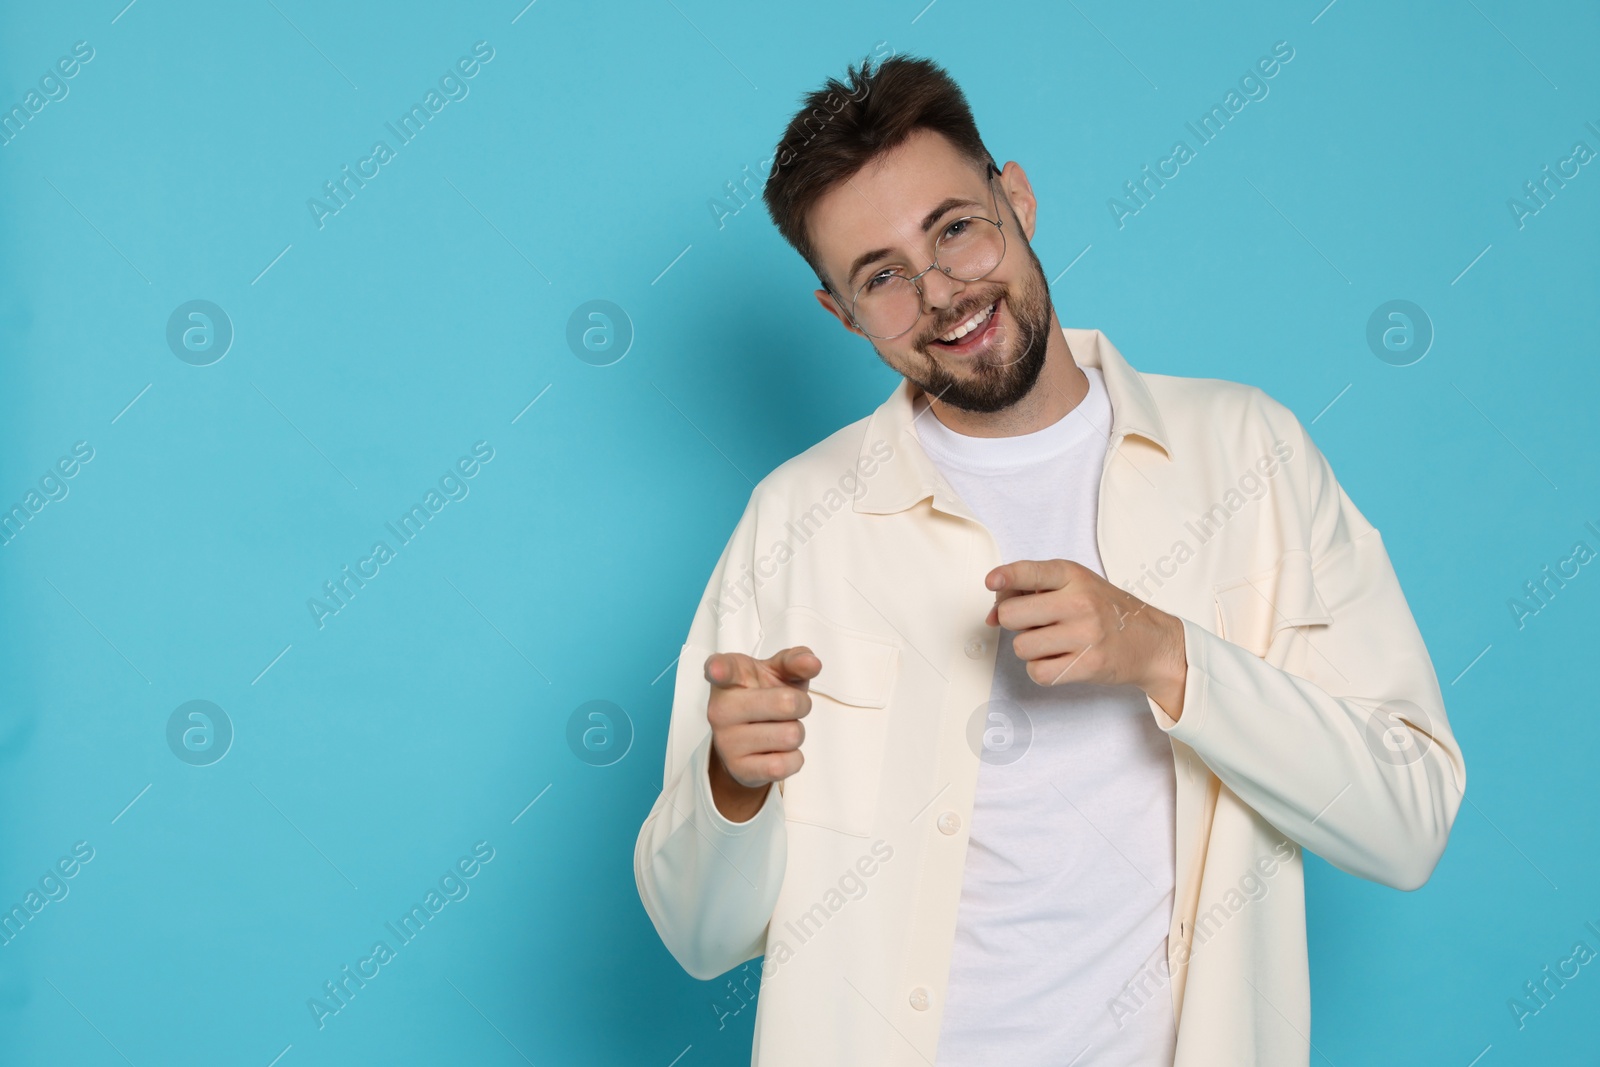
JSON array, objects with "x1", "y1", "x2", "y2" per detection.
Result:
[
  {"x1": 1211, "y1": 549, "x2": 1333, "y2": 659},
  {"x1": 756, "y1": 606, "x2": 900, "y2": 838}
]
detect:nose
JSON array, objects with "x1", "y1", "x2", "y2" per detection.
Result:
[{"x1": 918, "y1": 267, "x2": 965, "y2": 314}]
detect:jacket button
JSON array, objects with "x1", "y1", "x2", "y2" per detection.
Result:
[
  {"x1": 964, "y1": 638, "x2": 985, "y2": 659},
  {"x1": 908, "y1": 986, "x2": 930, "y2": 1011},
  {"x1": 936, "y1": 811, "x2": 961, "y2": 835}
]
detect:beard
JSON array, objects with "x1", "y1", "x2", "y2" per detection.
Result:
[{"x1": 881, "y1": 233, "x2": 1054, "y2": 415}]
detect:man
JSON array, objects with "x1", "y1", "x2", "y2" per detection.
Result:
[{"x1": 634, "y1": 54, "x2": 1465, "y2": 1067}]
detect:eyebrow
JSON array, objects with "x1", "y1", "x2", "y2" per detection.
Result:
[{"x1": 842, "y1": 196, "x2": 984, "y2": 289}]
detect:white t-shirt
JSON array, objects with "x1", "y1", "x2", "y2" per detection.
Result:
[{"x1": 913, "y1": 365, "x2": 1177, "y2": 1067}]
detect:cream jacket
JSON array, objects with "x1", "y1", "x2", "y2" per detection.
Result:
[{"x1": 634, "y1": 327, "x2": 1466, "y2": 1066}]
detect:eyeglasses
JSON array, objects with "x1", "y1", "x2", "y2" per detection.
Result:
[{"x1": 827, "y1": 162, "x2": 1008, "y2": 341}]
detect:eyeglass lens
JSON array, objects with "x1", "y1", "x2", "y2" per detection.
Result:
[{"x1": 851, "y1": 216, "x2": 1004, "y2": 339}]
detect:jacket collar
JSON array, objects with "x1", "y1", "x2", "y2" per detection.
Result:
[{"x1": 853, "y1": 326, "x2": 1172, "y2": 517}]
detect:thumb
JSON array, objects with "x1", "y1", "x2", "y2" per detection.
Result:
[{"x1": 764, "y1": 646, "x2": 821, "y2": 687}]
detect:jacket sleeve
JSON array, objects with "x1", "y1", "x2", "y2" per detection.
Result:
[
  {"x1": 1150, "y1": 405, "x2": 1467, "y2": 892},
  {"x1": 634, "y1": 494, "x2": 788, "y2": 980}
]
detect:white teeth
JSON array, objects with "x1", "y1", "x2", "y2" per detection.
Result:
[{"x1": 938, "y1": 301, "x2": 996, "y2": 343}]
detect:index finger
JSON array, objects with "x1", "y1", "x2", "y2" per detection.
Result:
[
  {"x1": 767, "y1": 646, "x2": 821, "y2": 687},
  {"x1": 986, "y1": 558, "x2": 1077, "y2": 595}
]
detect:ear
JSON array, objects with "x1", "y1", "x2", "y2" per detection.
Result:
[
  {"x1": 996, "y1": 161, "x2": 1039, "y2": 243},
  {"x1": 814, "y1": 287, "x2": 865, "y2": 338}
]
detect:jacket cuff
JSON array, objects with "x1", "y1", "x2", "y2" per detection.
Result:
[
  {"x1": 635, "y1": 728, "x2": 787, "y2": 979},
  {"x1": 692, "y1": 730, "x2": 782, "y2": 834},
  {"x1": 1147, "y1": 615, "x2": 1210, "y2": 739}
]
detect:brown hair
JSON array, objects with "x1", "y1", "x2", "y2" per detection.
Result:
[{"x1": 761, "y1": 54, "x2": 994, "y2": 291}]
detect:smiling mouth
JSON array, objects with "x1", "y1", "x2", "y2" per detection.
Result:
[{"x1": 930, "y1": 297, "x2": 1001, "y2": 352}]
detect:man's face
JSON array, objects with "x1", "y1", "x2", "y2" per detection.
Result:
[{"x1": 808, "y1": 128, "x2": 1053, "y2": 414}]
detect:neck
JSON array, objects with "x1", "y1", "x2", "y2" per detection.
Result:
[{"x1": 923, "y1": 309, "x2": 1088, "y2": 438}]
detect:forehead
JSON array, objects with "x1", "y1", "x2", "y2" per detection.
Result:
[{"x1": 807, "y1": 129, "x2": 987, "y2": 287}]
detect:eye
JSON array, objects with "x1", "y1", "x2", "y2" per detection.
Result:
[
  {"x1": 864, "y1": 268, "x2": 902, "y2": 292},
  {"x1": 942, "y1": 218, "x2": 971, "y2": 241}
]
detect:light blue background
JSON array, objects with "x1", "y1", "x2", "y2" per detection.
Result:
[{"x1": 1, "y1": 1, "x2": 1596, "y2": 1064}]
